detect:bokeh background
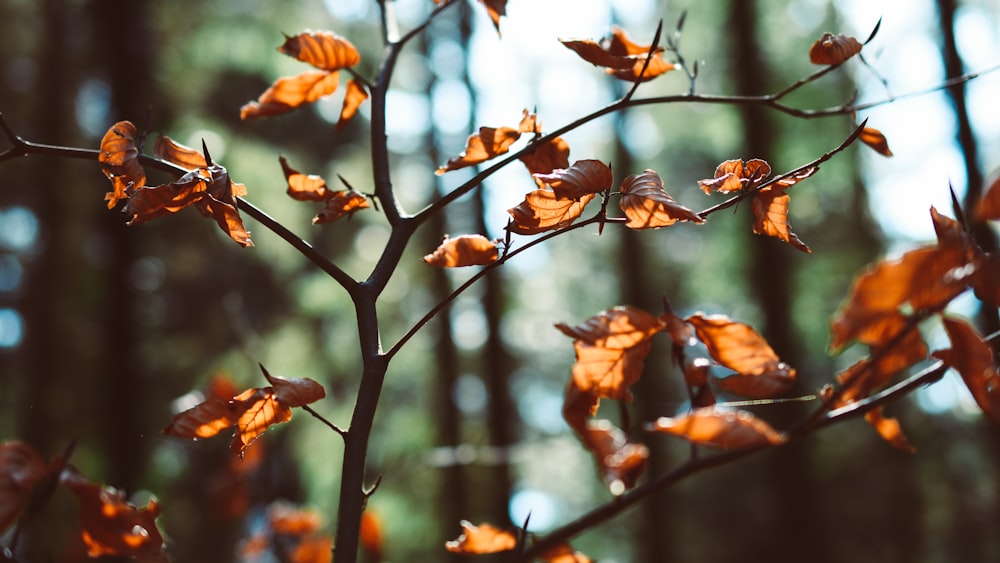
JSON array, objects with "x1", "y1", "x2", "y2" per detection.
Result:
[{"x1": 1, "y1": 0, "x2": 999, "y2": 561}]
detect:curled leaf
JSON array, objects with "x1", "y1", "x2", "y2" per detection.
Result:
[
  {"x1": 61, "y1": 470, "x2": 164, "y2": 558},
  {"x1": 240, "y1": 70, "x2": 341, "y2": 120},
  {"x1": 534, "y1": 159, "x2": 613, "y2": 200},
  {"x1": 859, "y1": 127, "x2": 893, "y2": 157},
  {"x1": 445, "y1": 521, "x2": 516, "y2": 554},
  {"x1": 99, "y1": 121, "x2": 146, "y2": 208},
  {"x1": 698, "y1": 158, "x2": 770, "y2": 194},
  {"x1": 809, "y1": 32, "x2": 863, "y2": 65},
  {"x1": 338, "y1": 78, "x2": 369, "y2": 130},
  {"x1": 507, "y1": 190, "x2": 595, "y2": 235},
  {"x1": 520, "y1": 136, "x2": 571, "y2": 184},
  {"x1": 278, "y1": 30, "x2": 360, "y2": 71},
  {"x1": 561, "y1": 27, "x2": 674, "y2": 82},
  {"x1": 154, "y1": 135, "x2": 208, "y2": 170},
  {"x1": 437, "y1": 125, "x2": 521, "y2": 174},
  {"x1": 647, "y1": 406, "x2": 786, "y2": 449},
  {"x1": 619, "y1": 169, "x2": 703, "y2": 229},
  {"x1": 865, "y1": 406, "x2": 915, "y2": 453},
  {"x1": 313, "y1": 190, "x2": 370, "y2": 224},
  {"x1": 423, "y1": 234, "x2": 499, "y2": 267},
  {"x1": 752, "y1": 189, "x2": 811, "y2": 253},
  {"x1": 280, "y1": 156, "x2": 331, "y2": 201},
  {"x1": 580, "y1": 420, "x2": 648, "y2": 495},
  {"x1": 935, "y1": 317, "x2": 1000, "y2": 425}
]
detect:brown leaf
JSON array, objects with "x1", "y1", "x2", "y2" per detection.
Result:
[
  {"x1": 154, "y1": 135, "x2": 208, "y2": 170},
  {"x1": 519, "y1": 136, "x2": 571, "y2": 184},
  {"x1": 752, "y1": 190, "x2": 811, "y2": 253},
  {"x1": 360, "y1": 510, "x2": 384, "y2": 560},
  {"x1": 337, "y1": 78, "x2": 368, "y2": 131},
  {"x1": 265, "y1": 369, "x2": 327, "y2": 408},
  {"x1": 507, "y1": 190, "x2": 595, "y2": 235},
  {"x1": 240, "y1": 70, "x2": 341, "y2": 120},
  {"x1": 0, "y1": 441, "x2": 48, "y2": 534},
  {"x1": 935, "y1": 317, "x2": 1000, "y2": 425},
  {"x1": 619, "y1": 169, "x2": 704, "y2": 229},
  {"x1": 477, "y1": 0, "x2": 508, "y2": 35},
  {"x1": 280, "y1": 156, "x2": 331, "y2": 201},
  {"x1": 534, "y1": 159, "x2": 613, "y2": 200},
  {"x1": 61, "y1": 469, "x2": 164, "y2": 558},
  {"x1": 313, "y1": 190, "x2": 370, "y2": 224},
  {"x1": 562, "y1": 380, "x2": 601, "y2": 437},
  {"x1": 538, "y1": 543, "x2": 593, "y2": 563},
  {"x1": 445, "y1": 521, "x2": 516, "y2": 554},
  {"x1": 162, "y1": 393, "x2": 242, "y2": 440},
  {"x1": 278, "y1": 30, "x2": 360, "y2": 71},
  {"x1": 436, "y1": 125, "x2": 522, "y2": 174},
  {"x1": 99, "y1": 121, "x2": 146, "y2": 208},
  {"x1": 560, "y1": 38, "x2": 639, "y2": 69},
  {"x1": 809, "y1": 32, "x2": 863, "y2": 65},
  {"x1": 698, "y1": 158, "x2": 771, "y2": 194},
  {"x1": 865, "y1": 406, "x2": 915, "y2": 453},
  {"x1": 423, "y1": 234, "x2": 499, "y2": 267},
  {"x1": 686, "y1": 314, "x2": 796, "y2": 398},
  {"x1": 647, "y1": 406, "x2": 787, "y2": 449},
  {"x1": 975, "y1": 173, "x2": 1000, "y2": 221},
  {"x1": 580, "y1": 420, "x2": 648, "y2": 495},
  {"x1": 608, "y1": 54, "x2": 675, "y2": 82},
  {"x1": 972, "y1": 252, "x2": 1000, "y2": 307},
  {"x1": 834, "y1": 321, "x2": 928, "y2": 407},
  {"x1": 557, "y1": 305, "x2": 663, "y2": 348},
  {"x1": 683, "y1": 358, "x2": 717, "y2": 408},
  {"x1": 859, "y1": 127, "x2": 893, "y2": 157},
  {"x1": 561, "y1": 27, "x2": 674, "y2": 82}
]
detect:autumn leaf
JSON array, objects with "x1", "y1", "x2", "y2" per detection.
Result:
[
  {"x1": 972, "y1": 252, "x2": 1000, "y2": 308},
  {"x1": 975, "y1": 173, "x2": 1000, "y2": 221},
  {"x1": 519, "y1": 136, "x2": 571, "y2": 184},
  {"x1": 561, "y1": 27, "x2": 674, "y2": 82},
  {"x1": 646, "y1": 406, "x2": 787, "y2": 449},
  {"x1": 338, "y1": 78, "x2": 369, "y2": 131},
  {"x1": 562, "y1": 380, "x2": 601, "y2": 437},
  {"x1": 360, "y1": 510, "x2": 384, "y2": 561},
  {"x1": 556, "y1": 306, "x2": 664, "y2": 401},
  {"x1": 865, "y1": 406, "x2": 915, "y2": 453},
  {"x1": 686, "y1": 314, "x2": 797, "y2": 399},
  {"x1": 445, "y1": 520, "x2": 516, "y2": 554},
  {"x1": 809, "y1": 32, "x2": 863, "y2": 65},
  {"x1": 61, "y1": 469, "x2": 164, "y2": 558},
  {"x1": 507, "y1": 190, "x2": 595, "y2": 235},
  {"x1": 154, "y1": 135, "x2": 208, "y2": 170},
  {"x1": 240, "y1": 70, "x2": 342, "y2": 119},
  {"x1": 99, "y1": 121, "x2": 146, "y2": 208},
  {"x1": 698, "y1": 158, "x2": 771, "y2": 194},
  {"x1": 436, "y1": 125, "x2": 522, "y2": 174},
  {"x1": 935, "y1": 317, "x2": 1000, "y2": 425},
  {"x1": 619, "y1": 169, "x2": 703, "y2": 229},
  {"x1": 537, "y1": 543, "x2": 594, "y2": 563},
  {"x1": 534, "y1": 159, "x2": 613, "y2": 200},
  {"x1": 580, "y1": 420, "x2": 649, "y2": 495},
  {"x1": 278, "y1": 30, "x2": 360, "y2": 71},
  {"x1": 280, "y1": 156, "x2": 331, "y2": 201},
  {"x1": 313, "y1": 190, "x2": 370, "y2": 224},
  {"x1": 423, "y1": 234, "x2": 499, "y2": 267},
  {"x1": 859, "y1": 127, "x2": 893, "y2": 157},
  {"x1": 244, "y1": 501, "x2": 333, "y2": 563},
  {"x1": 752, "y1": 189, "x2": 811, "y2": 253},
  {"x1": 476, "y1": 0, "x2": 508, "y2": 35},
  {"x1": 833, "y1": 322, "x2": 928, "y2": 407},
  {"x1": 0, "y1": 440, "x2": 48, "y2": 534}
]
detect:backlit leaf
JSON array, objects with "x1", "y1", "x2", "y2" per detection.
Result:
[
  {"x1": 647, "y1": 406, "x2": 786, "y2": 449},
  {"x1": 423, "y1": 234, "x2": 499, "y2": 267},
  {"x1": 280, "y1": 156, "x2": 331, "y2": 201},
  {"x1": 99, "y1": 121, "x2": 146, "y2": 208},
  {"x1": 809, "y1": 32, "x2": 863, "y2": 65},
  {"x1": 562, "y1": 380, "x2": 601, "y2": 437},
  {"x1": 476, "y1": 0, "x2": 507, "y2": 35},
  {"x1": 445, "y1": 521, "x2": 516, "y2": 554},
  {"x1": 859, "y1": 127, "x2": 893, "y2": 157},
  {"x1": 507, "y1": 190, "x2": 595, "y2": 235},
  {"x1": 698, "y1": 158, "x2": 771, "y2": 194},
  {"x1": 619, "y1": 169, "x2": 703, "y2": 229},
  {"x1": 975, "y1": 174, "x2": 1000, "y2": 221},
  {"x1": 240, "y1": 70, "x2": 341, "y2": 120},
  {"x1": 538, "y1": 543, "x2": 593, "y2": 563},
  {"x1": 313, "y1": 190, "x2": 370, "y2": 224},
  {"x1": 278, "y1": 30, "x2": 360, "y2": 71},
  {"x1": 972, "y1": 252, "x2": 1000, "y2": 307},
  {"x1": 519, "y1": 136, "x2": 571, "y2": 184},
  {"x1": 752, "y1": 189, "x2": 811, "y2": 252},
  {"x1": 0, "y1": 441, "x2": 47, "y2": 534},
  {"x1": 61, "y1": 469, "x2": 164, "y2": 558},
  {"x1": 580, "y1": 420, "x2": 649, "y2": 495},
  {"x1": 561, "y1": 27, "x2": 674, "y2": 82},
  {"x1": 556, "y1": 306, "x2": 663, "y2": 348},
  {"x1": 935, "y1": 317, "x2": 1000, "y2": 425},
  {"x1": 865, "y1": 407, "x2": 915, "y2": 453},
  {"x1": 436, "y1": 125, "x2": 521, "y2": 174},
  {"x1": 337, "y1": 78, "x2": 368, "y2": 131},
  {"x1": 534, "y1": 159, "x2": 613, "y2": 200},
  {"x1": 154, "y1": 135, "x2": 207, "y2": 171}
]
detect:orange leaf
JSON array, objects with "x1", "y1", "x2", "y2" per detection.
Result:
[
  {"x1": 313, "y1": 190, "x2": 370, "y2": 224},
  {"x1": 557, "y1": 305, "x2": 663, "y2": 348},
  {"x1": 280, "y1": 156, "x2": 331, "y2": 201},
  {"x1": 507, "y1": 190, "x2": 595, "y2": 235},
  {"x1": 975, "y1": 173, "x2": 1000, "y2": 221},
  {"x1": 580, "y1": 420, "x2": 648, "y2": 495},
  {"x1": 154, "y1": 135, "x2": 208, "y2": 170},
  {"x1": 698, "y1": 158, "x2": 771, "y2": 194},
  {"x1": 436, "y1": 125, "x2": 521, "y2": 174},
  {"x1": 278, "y1": 30, "x2": 360, "y2": 71},
  {"x1": 972, "y1": 252, "x2": 1000, "y2": 307},
  {"x1": 935, "y1": 317, "x2": 1000, "y2": 425},
  {"x1": 445, "y1": 521, "x2": 516, "y2": 554},
  {"x1": 608, "y1": 54, "x2": 675, "y2": 82},
  {"x1": 360, "y1": 510, "x2": 384, "y2": 560},
  {"x1": 534, "y1": 159, "x2": 613, "y2": 200},
  {"x1": 834, "y1": 322, "x2": 928, "y2": 407},
  {"x1": 865, "y1": 406, "x2": 915, "y2": 453},
  {"x1": 476, "y1": 0, "x2": 507, "y2": 35},
  {"x1": 520, "y1": 136, "x2": 571, "y2": 184},
  {"x1": 647, "y1": 406, "x2": 787, "y2": 449},
  {"x1": 809, "y1": 32, "x2": 863, "y2": 65},
  {"x1": 244, "y1": 501, "x2": 333, "y2": 563},
  {"x1": 561, "y1": 27, "x2": 674, "y2": 82},
  {"x1": 99, "y1": 121, "x2": 146, "y2": 208},
  {"x1": 265, "y1": 369, "x2": 327, "y2": 408},
  {"x1": 751, "y1": 190, "x2": 811, "y2": 253},
  {"x1": 240, "y1": 70, "x2": 341, "y2": 120},
  {"x1": 0, "y1": 441, "x2": 47, "y2": 534},
  {"x1": 162, "y1": 393, "x2": 242, "y2": 440},
  {"x1": 560, "y1": 38, "x2": 639, "y2": 69},
  {"x1": 562, "y1": 380, "x2": 601, "y2": 437},
  {"x1": 686, "y1": 314, "x2": 796, "y2": 398},
  {"x1": 231, "y1": 388, "x2": 293, "y2": 456},
  {"x1": 517, "y1": 109, "x2": 541, "y2": 135},
  {"x1": 337, "y1": 78, "x2": 368, "y2": 131},
  {"x1": 619, "y1": 169, "x2": 703, "y2": 229},
  {"x1": 683, "y1": 357, "x2": 717, "y2": 408},
  {"x1": 423, "y1": 234, "x2": 499, "y2": 267},
  {"x1": 61, "y1": 470, "x2": 164, "y2": 558},
  {"x1": 538, "y1": 543, "x2": 593, "y2": 563},
  {"x1": 859, "y1": 127, "x2": 893, "y2": 157}
]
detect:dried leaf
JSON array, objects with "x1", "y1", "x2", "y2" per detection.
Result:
[
  {"x1": 556, "y1": 306, "x2": 663, "y2": 349},
  {"x1": 534, "y1": 159, "x2": 613, "y2": 200},
  {"x1": 61, "y1": 470, "x2": 164, "y2": 558},
  {"x1": 423, "y1": 234, "x2": 499, "y2": 267},
  {"x1": 154, "y1": 135, "x2": 208, "y2": 170},
  {"x1": 561, "y1": 27, "x2": 674, "y2": 82},
  {"x1": 445, "y1": 521, "x2": 516, "y2": 554},
  {"x1": 809, "y1": 32, "x2": 863, "y2": 65},
  {"x1": 698, "y1": 158, "x2": 771, "y2": 194},
  {"x1": 865, "y1": 406, "x2": 915, "y2": 453},
  {"x1": 280, "y1": 156, "x2": 330, "y2": 201},
  {"x1": 562, "y1": 380, "x2": 601, "y2": 437},
  {"x1": 99, "y1": 121, "x2": 146, "y2": 208},
  {"x1": 476, "y1": 0, "x2": 507, "y2": 35},
  {"x1": 647, "y1": 406, "x2": 787, "y2": 449},
  {"x1": 560, "y1": 38, "x2": 639, "y2": 69},
  {"x1": 517, "y1": 109, "x2": 541, "y2": 135},
  {"x1": 436, "y1": 125, "x2": 521, "y2": 174},
  {"x1": 859, "y1": 127, "x2": 893, "y2": 157},
  {"x1": 0, "y1": 441, "x2": 47, "y2": 534},
  {"x1": 686, "y1": 314, "x2": 796, "y2": 398},
  {"x1": 580, "y1": 420, "x2": 649, "y2": 495},
  {"x1": 313, "y1": 190, "x2": 370, "y2": 224},
  {"x1": 972, "y1": 252, "x2": 1000, "y2": 307},
  {"x1": 975, "y1": 174, "x2": 1000, "y2": 221},
  {"x1": 619, "y1": 169, "x2": 703, "y2": 229},
  {"x1": 935, "y1": 317, "x2": 1000, "y2": 425},
  {"x1": 337, "y1": 78, "x2": 368, "y2": 131},
  {"x1": 538, "y1": 543, "x2": 593, "y2": 563},
  {"x1": 360, "y1": 510, "x2": 384, "y2": 560},
  {"x1": 520, "y1": 136, "x2": 571, "y2": 183},
  {"x1": 278, "y1": 30, "x2": 360, "y2": 71},
  {"x1": 507, "y1": 190, "x2": 595, "y2": 235},
  {"x1": 752, "y1": 190, "x2": 811, "y2": 252},
  {"x1": 240, "y1": 70, "x2": 341, "y2": 120}
]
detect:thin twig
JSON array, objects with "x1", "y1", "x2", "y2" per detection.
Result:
[{"x1": 303, "y1": 405, "x2": 348, "y2": 438}]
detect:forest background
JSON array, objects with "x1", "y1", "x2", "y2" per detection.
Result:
[{"x1": 1, "y1": 0, "x2": 1000, "y2": 561}]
